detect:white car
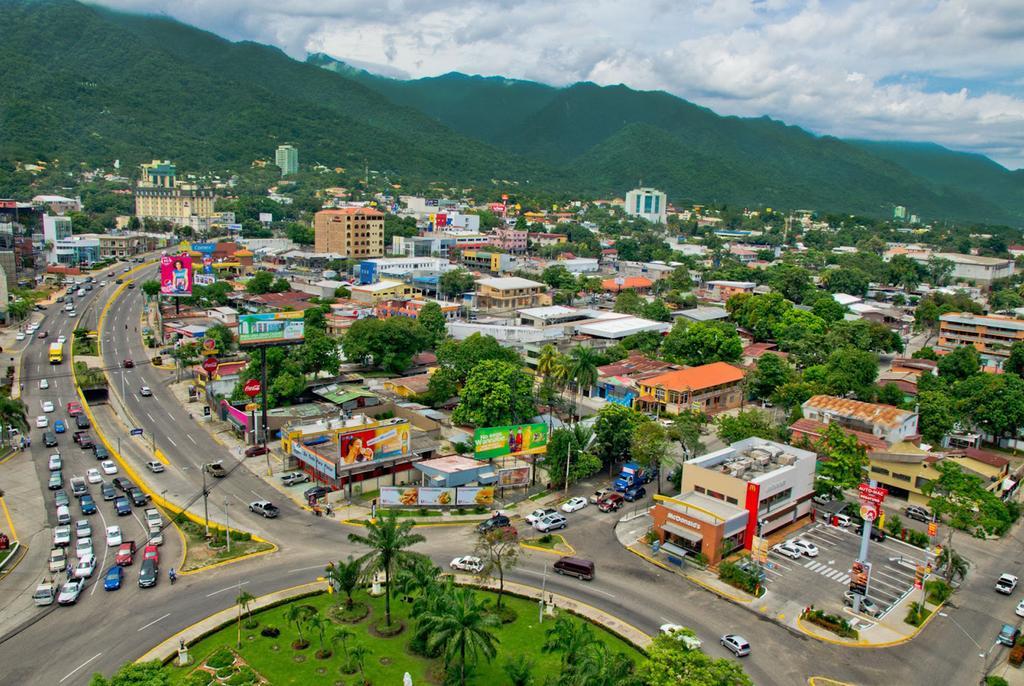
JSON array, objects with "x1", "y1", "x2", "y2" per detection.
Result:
[
  {"x1": 36, "y1": 415, "x2": 49, "y2": 428},
  {"x1": 139, "y1": 386, "x2": 152, "y2": 397},
  {"x1": 997, "y1": 574, "x2": 1019, "y2": 595},
  {"x1": 86, "y1": 468, "x2": 102, "y2": 484},
  {"x1": 39, "y1": 379, "x2": 49, "y2": 390},
  {"x1": 53, "y1": 525, "x2": 71, "y2": 547},
  {"x1": 75, "y1": 537, "x2": 93, "y2": 559},
  {"x1": 42, "y1": 401, "x2": 55, "y2": 413},
  {"x1": 100, "y1": 460, "x2": 117, "y2": 475},
  {"x1": 659, "y1": 624, "x2": 703, "y2": 650},
  {"x1": 787, "y1": 538, "x2": 819, "y2": 558},
  {"x1": 534, "y1": 513, "x2": 568, "y2": 533},
  {"x1": 561, "y1": 497, "x2": 588, "y2": 513},
  {"x1": 105, "y1": 525, "x2": 122, "y2": 547},
  {"x1": 48, "y1": 454, "x2": 62, "y2": 471},
  {"x1": 525, "y1": 508, "x2": 556, "y2": 525},
  {"x1": 74, "y1": 520, "x2": 91, "y2": 539},
  {"x1": 15, "y1": 332, "x2": 25, "y2": 341},
  {"x1": 771, "y1": 541, "x2": 803, "y2": 560},
  {"x1": 1016, "y1": 599, "x2": 1024, "y2": 618},
  {"x1": 450, "y1": 556, "x2": 484, "y2": 573},
  {"x1": 57, "y1": 335, "x2": 66, "y2": 344},
  {"x1": 57, "y1": 579, "x2": 85, "y2": 605},
  {"x1": 73, "y1": 555, "x2": 96, "y2": 579},
  {"x1": 831, "y1": 513, "x2": 851, "y2": 527}
]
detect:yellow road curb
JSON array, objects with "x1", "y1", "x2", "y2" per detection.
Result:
[
  {"x1": 793, "y1": 601, "x2": 944, "y2": 648},
  {"x1": 153, "y1": 448, "x2": 169, "y2": 465},
  {"x1": 520, "y1": 535, "x2": 576, "y2": 557},
  {"x1": 178, "y1": 539, "x2": 279, "y2": 576},
  {"x1": 685, "y1": 573, "x2": 757, "y2": 604},
  {"x1": 0, "y1": 449, "x2": 21, "y2": 466},
  {"x1": 339, "y1": 517, "x2": 478, "y2": 528},
  {"x1": 809, "y1": 678, "x2": 858, "y2": 686},
  {"x1": 626, "y1": 544, "x2": 673, "y2": 571},
  {"x1": 1, "y1": 494, "x2": 18, "y2": 541}
]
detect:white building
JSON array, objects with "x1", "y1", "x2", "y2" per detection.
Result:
[
  {"x1": 42, "y1": 214, "x2": 73, "y2": 264},
  {"x1": 930, "y1": 253, "x2": 1015, "y2": 285},
  {"x1": 275, "y1": 145, "x2": 298, "y2": 176},
  {"x1": 625, "y1": 187, "x2": 668, "y2": 224},
  {"x1": 555, "y1": 258, "x2": 600, "y2": 274}
]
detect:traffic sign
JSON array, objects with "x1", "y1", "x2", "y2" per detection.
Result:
[
  {"x1": 201, "y1": 356, "x2": 219, "y2": 375},
  {"x1": 928, "y1": 521, "x2": 938, "y2": 537},
  {"x1": 130, "y1": 428, "x2": 144, "y2": 436},
  {"x1": 243, "y1": 378, "x2": 262, "y2": 398}
]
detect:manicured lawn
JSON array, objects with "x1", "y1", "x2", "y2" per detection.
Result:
[{"x1": 165, "y1": 588, "x2": 642, "y2": 685}]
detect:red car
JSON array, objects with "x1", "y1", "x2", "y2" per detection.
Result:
[
  {"x1": 115, "y1": 541, "x2": 136, "y2": 566},
  {"x1": 122, "y1": 359, "x2": 134, "y2": 369},
  {"x1": 244, "y1": 445, "x2": 269, "y2": 457},
  {"x1": 142, "y1": 544, "x2": 159, "y2": 564},
  {"x1": 67, "y1": 402, "x2": 83, "y2": 417},
  {"x1": 597, "y1": 493, "x2": 625, "y2": 512}
]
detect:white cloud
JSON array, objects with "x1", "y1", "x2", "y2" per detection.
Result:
[{"x1": 92, "y1": 0, "x2": 1024, "y2": 168}]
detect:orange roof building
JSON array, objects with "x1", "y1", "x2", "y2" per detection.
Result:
[
  {"x1": 602, "y1": 276, "x2": 653, "y2": 293},
  {"x1": 634, "y1": 362, "x2": 745, "y2": 415},
  {"x1": 800, "y1": 395, "x2": 918, "y2": 446}
]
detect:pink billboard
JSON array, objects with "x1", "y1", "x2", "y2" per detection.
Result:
[{"x1": 160, "y1": 253, "x2": 193, "y2": 296}]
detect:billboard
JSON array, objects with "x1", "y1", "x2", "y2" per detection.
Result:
[
  {"x1": 379, "y1": 486, "x2": 494, "y2": 507},
  {"x1": 456, "y1": 486, "x2": 494, "y2": 507},
  {"x1": 474, "y1": 423, "x2": 548, "y2": 461},
  {"x1": 238, "y1": 312, "x2": 305, "y2": 346},
  {"x1": 339, "y1": 421, "x2": 411, "y2": 469},
  {"x1": 159, "y1": 254, "x2": 193, "y2": 296},
  {"x1": 292, "y1": 442, "x2": 337, "y2": 479},
  {"x1": 849, "y1": 560, "x2": 871, "y2": 596},
  {"x1": 497, "y1": 466, "x2": 530, "y2": 488}
]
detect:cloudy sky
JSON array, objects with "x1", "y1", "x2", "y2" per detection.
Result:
[{"x1": 94, "y1": 0, "x2": 1024, "y2": 168}]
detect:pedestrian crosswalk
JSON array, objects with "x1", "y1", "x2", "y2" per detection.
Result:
[{"x1": 804, "y1": 559, "x2": 850, "y2": 585}]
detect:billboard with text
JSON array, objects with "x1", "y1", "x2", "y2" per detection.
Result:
[
  {"x1": 238, "y1": 312, "x2": 305, "y2": 346},
  {"x1": 473, "y1": 423, "x2": 548, "y2": 461},
  {"x1": 338, "y1": 421, "x2": 411, "y2": 471},
  {"x1": 498, "y1": 466, "x2": 530, "y2": 488},
  {"x1": 160, "y1": 254, "x2": 193, "y2": 296}
]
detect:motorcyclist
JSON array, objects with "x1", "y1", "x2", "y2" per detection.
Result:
[{"x1": 169, "y1": 568, "x2": 176, "y2": 584}]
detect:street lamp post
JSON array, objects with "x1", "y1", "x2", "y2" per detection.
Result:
[{"x1": 201, "y1": 464, "x2": 210, "y2": 538}]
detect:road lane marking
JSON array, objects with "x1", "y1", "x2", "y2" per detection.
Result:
[
  {"x1": 167, "y1": 437, "x2": 177, "y2": 447},
  {"x1": 206, "y1": 580, "x2": 249, "y2": 597},
  {"x1": 287, "y1": 565, "x2": 326, "y2": 573},
  {"x1": 137, "y1": 612, "x2": 171, "y2": 631},
  {"x1": 60, "y1": 653, "x2": 102, "y2": 683},
  {"x1": 188, "y1": 435, "x2": 197, "y2": 444},
  {"x1": 146, "y1": 412, "x2": 155, "y2": 423}
]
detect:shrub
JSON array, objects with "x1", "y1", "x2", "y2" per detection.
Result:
[
  {"x1": 904, "y1": 602, "x2": 931, "y2": 627},
  {"x1": 205, "y1": 647, "x2": 235, "y2": 669},
  {"x1": 538, "y1": 533, "x2": 554, "y2": 545},
  {"x1": 225, "y1": 666, "x2": 258, "y2": 685},
  {"x1": 215, "y1": 666, "x2": 236, "y2": 680},
  {"x1": 802, "y1": 609, "x2": 858, "y2": 639},
  {"x1": 718, "y1": 560, "x2": 761, "y2": 595},
  {"x1": 260, "y1": 626, "x2": 280, "y2": 638},
  {"x1": 925, "y1": 580, "x2": 952, "y2": 605},
  {"x1": 185, "y1": 671, "x2": 213, "y2": 686},
  {"x1": 906, "y1": 530, "x2": 930, "y2": 549},
  {"x1": 1010, "y1": 645, "x2": 1024, "y2": 668},
  {"x1": 486, "y1": 603, "x2": 518, "y2": 624},
  {"x1": 987, "y1": 676, "x2": 1010, "y2": 686}
]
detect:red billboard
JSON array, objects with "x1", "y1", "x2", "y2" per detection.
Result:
[{"x1": 160, "y1": 254, "x2": 193, "y2": 296}]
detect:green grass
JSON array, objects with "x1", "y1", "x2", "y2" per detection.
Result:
[
  {"x1": 522, "y1": 534, "x2": 570, "y2": 551},
  {"x1": 164, "y1": 589, "x2": 642, "y2": 686},
  {"x1": 173, "y1": 516, "x2": 273, "y2": 572},
  {"x1": 528, "y1": 490, "x2": 551, "y2": 501}
]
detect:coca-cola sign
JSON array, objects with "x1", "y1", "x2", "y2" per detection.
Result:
[{"x1": 243, "y1": 379, "x2": 262, "y2": 398}]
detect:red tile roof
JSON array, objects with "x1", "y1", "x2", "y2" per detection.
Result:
[
  {"x1": 789, "y1": 418, "x2": 889, "y2": 451},
  {"x1": 640, "y1": 362, "x2": 745, "y2": 392},
  {"x1": 954, "y1": 448, "x2": 1009, "y2": 469},
  {"x1": 602, "y1": 276, "x2": 653, "y2": 292}
]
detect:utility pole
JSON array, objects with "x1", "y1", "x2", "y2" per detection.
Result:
[
  {"x1": 202, "y1": 466, "x2": 209, "y2": 538},
  {"x1": 224, "y1": 498, "x2": 230, "y2": 553}
]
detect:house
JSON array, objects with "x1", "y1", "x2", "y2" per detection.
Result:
[
  {"x1": 593, "y1": 352, "x2": 682, "y2": 406},
  {"x1": 673, "y1": 306, "x2": 729, "y2": 323},
  {"x1": 705, "y1": 280, "x2": 756, "y2": 302},
  {"x1": 634, "y1": 362, "x2": 746, "y2": 415},
  {"x1": 384, "y1": 373, "x2": 433, "y2": 398},
  {"x1": 797, "y1": 395, "x2": 919, "y2": 446},
  {"x1": 349, "y1": 280, "x2": 415, "y2": 305},
  {"x1": 601, "y1": 276, "x2": 653, "y2": 293},
  {"x1": 474, "y1": 277, "x2": 550, "y2": 314}
]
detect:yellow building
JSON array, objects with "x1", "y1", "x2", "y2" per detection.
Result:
[
  {"x1": 314, "y1": 208, "x2": 385, "y2": 257},
  {"x1": 474, "y1": 276, "x2": 549, "y2": 313},
  {"x1": 349, "y1": 279, "x2": 414, "y2": 304},
  {"x1": 134, "y1": 159, "x2": 217, "y2": 222},
  {"x1": 868, "y1": 444, "x2": 1009, "y2": 506}
]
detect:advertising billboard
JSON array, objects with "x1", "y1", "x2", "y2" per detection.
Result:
[
  {"x1": 159, "y1": 253, "x2": 193, "y2": 296},
  {"x1": 456, "y1": 486, "x2": 495, "y2": 507},
  {"x1": 417, "y1": 487, "x2": 455, "y2": 506},
  {"x1": 474, "y1": 423, "x2": 548, "y2": 461},
  {"x1": 379, "y1": 486, "x2": 494, "y2": 507},
  {"x1": 238, "y1": 312, "x2": 306, "y2": 346},
  {"x1": 849, "y1": 560, "x2": 871, "y2": 596},
  {"x1": 497, "y1": 466, "x2": 530, "y2": 488},
  {"x1": 338, "y1": 421, "x2": 411, "y2": 470},
  {"x1": 292, "y1": 442, "x2": 337, "y2": 480}
]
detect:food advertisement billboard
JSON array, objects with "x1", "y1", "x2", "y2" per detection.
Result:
[
  {"x1": 473, "y1": 423, "x2": 548, "y2": 461},
  {"x1": 497, "y1": 466, "x2": 530, "y2": 488},
  {"x1": 338, "y1": 421, "x2": 410, "y2": 471},
  {"x1": 456, "y1": 486, "x2": 495, "y2": 507},
  {"x1": 380, "y1": 486, "x2": 494, "y2": 507},
  {"x1": 417, "y1": 488, "x2": 455, "y2": 506},
  {"x1": 380, "y1": 487, "x2": 419, "y2": 507},
  {"x1": 159, "y1": 254, "x2": 193, "y2": 296},
  {"x1": 238, "y1": 312, "x2": 305, "y2": 346}
]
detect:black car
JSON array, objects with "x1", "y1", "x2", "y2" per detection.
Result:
[
  {"x1": 623, "y1": 485, "x2": 647, "y2": 502},
  {"x1": 93, "y1": 445, "x2": 110, "y2": 460},
  {"x1": 113, "y1": 477, "x2": 134, "y2": 493},
  {"x1": 138, "y1": 558, "x2": 158, "y2": 588},
  {"x1": 127, "y1": 487, "x2": 149, "y2": 506},
  {"x1": 478, "y1": 514, "x2": 511, "y2": 533},
  {"x1": 100, "y1": 482, "x2": 116, "y2": 501},
  {"x1": 303, "y1": 485, "x2": 330, "y2": 501},
  {"x1": 43, "y1": 431, "x2": 58, "y2": 447},
  {"x1": 75, "y1": 415, "x2": 90, "y2": 430},
  {"x1": 855, "y1": 523, "x2": 887, "y2": 542}
]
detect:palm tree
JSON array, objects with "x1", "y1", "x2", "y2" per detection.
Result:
[
  {"x1": 306, "y1": 612, "x2": 329, "y2": 657},
  {"x1": 325, "y1": 556, "x2": 362, "y2": 609},
  {"x1": 331, "y1": 627, "x2": 355, "y2": 670},
  {"x1": 348, "y1": 643, "x2": 369, "y2": 684},
  {"x1": 536, "y1": 344, "x2": 568, "y2": 427},
  {"x1": 346, "y1": 513, "x2": 426, "y2": 628},
  {"x1": 937, "y1": 546, "x2": 970, "y2": 585},
  {"x1": 565, "y1": 345, "x2": 599, "y2": 419},
  {"x1": 284, "y1": 604, "x2": 312, "y2": 646},
  {"x1": 395, "y1": 555, "x2": 439, "y2": 603},
  {"x1": 542, "y1": 615, "x2": 596, "y2": 670},
  {"x1": 235, "y1": 590, "x2": 256, "y2": 648},
  {"x1": 569, "y1": 645, "x2": 638, "y2": 686},
  {"x1": 423, "y1": 586, "x2": 500, "y2": 686},
  {"x1": 503, "y1": 655, "x2": 534, "y2": 686}
]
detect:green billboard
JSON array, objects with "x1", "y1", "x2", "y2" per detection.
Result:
[{"x1": 473, "y1": 423, "x2": 548, "y2": 461}]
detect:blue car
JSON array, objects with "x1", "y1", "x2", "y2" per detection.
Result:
[
  {"x1": 80, "y1": 494, "x2": 97, "y2": 515},
  {"x1": 54, "y1": 420, "x2": 66, "y2": 434},
  {"x1": 623, "y1": 486, "x2": 647, "y2": 502},
  {"x1": 114, "y1": 497, "x2": 131, "y2": 516},
  {"x1": 103, "y1": 565, "x2": 123, "y2": 591}
]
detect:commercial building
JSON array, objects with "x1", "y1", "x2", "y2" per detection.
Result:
[
  {"x1": 489, "y1": 227, "x2": 528, "y2": 252},
  {"x1": 474, "y1": 276, "x2": 550, "y2": 314},
  {"x1": 704, "y1": 280, "x2": 756, "y2": 302},
  {"x1": 98, "y1": 233, "x2": 144, "y2": 260},
  {"x1": 134, "y1": 160, "x2": 217, "y2": 224},
  {"x1": 651, "y1": 438, "x2": 817, "y2": 565},
  {"x1": 865, "y1": 444, "x2": 1010, "y2": 506},
  {"x1": 53, "y1": 236, "x2": 100, "y2": 266},
  {"x1": 938, "y1": 312, "x2": 1024, "y2": 368},
  {"x1": 348, "y1": 280, "x2": 415, "y2": 304},
  {"x1": 42, "y1": 214, "x2": 72, "y2": 264},
  {"x1": 460, "y1": 250, "x2": 516, "y2": 274},
  {"x1": 313, "y1": 208, "x2": 385, "y2": 258},
  {"x1": 358, "y1": 256, "x2": 452, "y2": 284},
  {"x1": 375, "y1": 298, "x2": 459, "y2": 320},
  {"x1": 905, "y1": 252, "x2": 1015, "y2": 285},
  {"x1": 275, "y1": 144, "x2": 298, "y2": 176},
  {"x1": 625, "y1": 187, "x2": 668, "y2": 224},
  {"x1": 634, "y1": 362, "x2": 745, "y2": 415},
  {"x1": 601, "y1": 276, "x2": 653, "y2": 293}
]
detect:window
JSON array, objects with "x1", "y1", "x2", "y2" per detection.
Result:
[
  {"x1": 726, "y1": 496, "x2": 738, "y2": 505},
  {"x1": 892, "y1": 472, "x2": 911, "y2": 483},
  {"x1": 759, "y1": 487, "x2": 792, "y2": 512},
  {"x1": 871, "y1": 466, "x2": 890, "y2": 476}
]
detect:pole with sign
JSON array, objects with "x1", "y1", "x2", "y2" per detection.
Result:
[{"x1": 853, "y1": 480, "x2": 886, "y2": 613}]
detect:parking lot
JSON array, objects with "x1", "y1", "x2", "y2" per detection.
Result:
[{"x1": 762, "y1": 521, "x2": 931, "y2": 618}]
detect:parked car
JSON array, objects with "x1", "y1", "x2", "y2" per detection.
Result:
[
  {"x1": 997, "y1": 574, "x2": 1019, "y2": 595},
  {"x1": 534, "y1": 513, "x2": 568, "y2": 533},
  {"x1": 589, "y1": 488, "x2": 613, "y2": 504},
  {"x1": 787, "y1": 538, "x2": 819, "y2": 558},
  {"x1": 904, "y1": 505, "x2": 931, "y2": 523},
  {"x1": 843, "y1": 591, "x2": 881, "y2": 617},
  {"x1": 526, "y1": 508, "x2": 557, "y2": 524},
  {"x1": 597, "y1": 492, "x2": 625, "y2": 512},
  {"x1": 720, "y1": 634, "x2": 751, "y2": 657},
  {"x1": 57, "y1": 579, "x2": 85, "y2": 605},
  {"x1": 303, "y1": 485, "x2": 330, "y2": 500},
  {"x1": 831, "y1": 513, "x2": 852, "y2": 527},
  {"x1": 771, "y1": 541, "x2": 803, "y2": 560},
  {"x1": 561, "y1": 497, "x2": 588, "y2": 513},
  {"x1": 623, "y1": 485, "x2": 647, "y2": 502},
  {"x1": 103, "y1": 566, "x2": 123, "y2": 591},
  {"x1": 281, "y1": 472, "x2": 310, "y2": 486},
  {"x1": 854, "y1": 523, "x2": 886, "y2": 542},
  {"x1": 999, "y1": 623, "x2": 1022, "y2": 647},
  {"x1": 248, "y1": 501, "x2": 280, "y2": 518},
  {"x1": 450, "y1": 556, "x2": 484, "y2": 573},
  {"x1": 1016, "y1": 599, "x2": 1024, "y2": 618},
  {"x1": 478, "y1": 514, "x2": 511, "y2": 533},
  {"x1": 244, "y1": 445, "x2": 269, "y2": 457}
]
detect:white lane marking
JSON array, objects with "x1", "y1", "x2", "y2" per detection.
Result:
[
  {"x1": 206, "y1": 580, "x2": 249, "y2": 597},
  {"x1": 137, "y1": 612, "x2": 171, "y2": 632},
  {"x1": 167, "y1": 437, "x2": 177, "y2": 447},
  {"x1": 287, "y1": 564, "x2": 326, "y2": 573},
  {"x1": 251, "y1": 490, "x2": 263, "y2": 498},
  {"x1": 188, "y1": 435, "x2": 197, "y2": 444},
  {"x1": 89, "y1": 508, "x2": 112, "y2": 597},
  {"x1": 146, "y1": 412, "x2": 155, "y2": 423},
  {"x1": 60, "y1": 653, "x2": 103, "y2": 683}
]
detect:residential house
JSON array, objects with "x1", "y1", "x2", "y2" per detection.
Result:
[{"x1": 634, "y1": 362, "x2": 746, "y2": 415}]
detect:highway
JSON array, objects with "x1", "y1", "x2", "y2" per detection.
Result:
[{"x1": 0, "y1": 263, "x2": 1015, "y2": 686}]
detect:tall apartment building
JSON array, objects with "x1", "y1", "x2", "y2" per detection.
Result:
[
  {"x1": 134, "y1": 160, "x2": 217, "y2": 224},
  {"x1": 275, "y1": 145, "x2": 298, "y2": 176},
  {"x1": 314, "y1": 208, "x2": 385, "y2": 258},
  {"x1": 42, "y1": 214, "x2": 73, "y2": 264},
  {"x1": 625, "y1": 187, "x2": 668, "y2": 224},
  {"x1": 474, "y1": 277, "x2": 549, "y2": 313},
  {"x1": 938, "y1": 312, "x2": 1024, "y2": 368}
]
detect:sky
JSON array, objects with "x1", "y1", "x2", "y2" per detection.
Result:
[{"x1": 93, "y1": 0, "x2": 1024, "y2": 169}]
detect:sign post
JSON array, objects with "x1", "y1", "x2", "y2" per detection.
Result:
[
  {"x1": 853, "y1": 481, "x2": 887, "y2": 613},
  {"x1": 201, "y1": 356, "x2": 219, "y2": 376}
]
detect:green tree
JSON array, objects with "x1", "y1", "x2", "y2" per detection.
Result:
[
  {"x1": 422, "y1": 586, "x2": 500, "y2": 686},
  {"x1": 564, "y1": 344, "x2": 600, "y2": 414},
  {"x1": 325, "y1": 556, "x2": 362, "y2": 609},
  {"x1": 815, "y1": 423, "x2": 869, "y2": 497},
  {"x1": 245, "y1": 269, "x2": 275, "y2": 294},
  {"x1": 772, "y1": 309, "x2": 827, "y2": 350},
  {"x1": 669, "y1": 411, "x2": 704, "y2": 459},
  {"x1": 917, "y1": 390, "x2": 956, "y2": 444},
  {"x1": 593, "y1": 404, "x2": 640, "y2": 468},
  {"x1": 347, "y1": 513, "x2": 426, "y2": 628},
  {"x1": 306, "y1": 612, "x2": 329, "y2": 656},
  {"x1": 887, "y1": 254, "x2": 923, "y2": 290},
  {"x1": 636, "y1": 634, "x2": 752, "y2": 686},
  {"x1": 439, "y1": 268, "x2": 476, "y2": 298},
  {"x1": 88, "y1": 662, "x2": 170, "y2": 686},
  {"x1": 661, "y1": 321, "x2": 742, "y2": 366},
  {"x1": 613, "y1": 289, "x2": 645, "y2": 315},
  {"x1": 765, "y1": 263, "x2": 812, "y2": 302},
  {"x1": 205, "y1": 323, "x2": 235, "y2": 354},
  {"x1": 804, "y1": 347, "x2": 878, "y2": 398},
  {"x1": 927, "y1": 256, "x2": 955, "y2": 286},
  {"x1": 808, "y1": 292, "x2": 848, "y2": 322},
  {"x1": 295, "y1": 327, "x2": 341, "y2": 378},
  {"x1": 874, "y1": 383, "x2": 905, "y2": 407},
  {"x1": 631, "y1": 420, "x2": 670, "y2": 493},
  {"x1": 542, "y1": 615, "x2": 596, "y2": 671},
  {"x1": 451, "y1": 360, "x2": 536, "y2": 427},
  {"x1": 426, "y1": 333, "x2": 522, "y2": 404},
  {"x1": 642, "y1": 298, "x2": 672, "y2": 322},
  {"x1": 7, "y1": 298, "x2": 30, "y2": 320},
  {"x1": 271, "y1": 277, "x2": 291, "y2": 292},
  {"x1": 1006, "y1": 342, "x2": 1024, "y2": 377},
  {"x1": 331, "y1": 627, "x2": 355, "y2": 668},
  {"x1": 347, "y1": 643, "x2": 369, "y2": 683},
  {"x1": 140, "y1": 279, "x2": 160, "y2": 298},
  {"x1": 284, "y1": 604, "x2": 313, "y2": 645},
  {"x1": 541, "y1": 264, "x2": 577, "y2": 290},
  {"x1": 235, "y1": 590, "x2": 255, "y2": 648},
  {"x1": 503, "y1": 655, "x2": 535, "y2": 686},
  {"x1": 937, "y1": 345, "x2": 981, "y2": 381},
  {"x1": 823, "y1": 267, "x2": 870, "y2": 296},
  {"x1": 957, "y1": 373, "x2": 1024, "y2": 440},
  {"x1": 418, "y1": 301, "x2": 448, "y2": 346},
  {"x1": 746, "y1": 353, "x2": 793, "y2": 400},
  {"x1": 474, "y1": 527, "x2": 520, "y2": 608},
  {"x1": 342, "y1": 317, "x2": 432, "y2": 373},
  {"x1": 0, "y1": 395, "x2": 28, "y2": 436},
  {"x1": 545, "y1": 424, "x2": 601, "y2": 487},
  {"x1": 726, "y1": 292, "x2": 792, "y2": 342},
  {"x1": 716, "y1": 409, "x2": 776, "y2": 445}
]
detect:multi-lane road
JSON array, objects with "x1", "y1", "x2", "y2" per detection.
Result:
[{"x1": 0, "y1": 261, "x2": 1018, "y2": 685}]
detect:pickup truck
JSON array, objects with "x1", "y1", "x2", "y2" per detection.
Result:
[
  {"x1": 33, "y1": 581, "x2": 57, "y2": 606},
  {"x1": 249, "y1": 501, "x2": 280, "y2": 518},
  {"x1": 997, "y1": 574, "x2": 1019, "y2": 595},
  {"x1": 204, "y1": 462, "x2": 227, "y2": 478},
  {"x1": 144, "y1": 508, "x2": 162, "y2": 530}
]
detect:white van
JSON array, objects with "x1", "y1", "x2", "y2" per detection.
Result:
[{"x1": 56, "y1": 505, "x2": 71, "y2": 526}]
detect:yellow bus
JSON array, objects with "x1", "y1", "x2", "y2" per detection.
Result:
[{"x1": 48, "y1": 342, "x2": 63, "y2": 365}]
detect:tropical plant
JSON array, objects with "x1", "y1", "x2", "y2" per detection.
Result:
[
  {"x1": 235, "y1": 590, "x2": 255, "y2": 647},
  {"x1": 474, "y1": 527, "x2": 521, "y2": 608},
  {"x1": 0, "y1": 395, "x2": 28, "y2": 436},
  {"x1": 346, "y1": 513, "x2": 426, "y2": 627},
  {"x1": 568, "y1": 643, "x2": 640, "y2": 686},
  {"x1": 542, "y1": 615, "x2": 596, "y2": 670},
  {"x1": 283, "y1": 604, "x2": 312, "y2": 646},
  {"x1": 503, "y1": 655, "x2": 534, "y2": 686},
  {"x1": 348, "y1": 643, "x2": 369, "y2": 684},
  {"x1": 325, "y1": 556, "x2": 362, "y2": 609},
  {"x1": 936, "y1": 547, "x2": 970, "y2": 585},
  {"x1": 306, "y1": 612, "x2": 330, "y2": 657},
  {"x1": 422, "y1": 586, "x2": 500, "y2": 686},
  {"x1": 331, "y1": 627, "x2": 355, "y2": 669},
  {"x1": 394, "y1": 555, "x2": 439, "y2": 603},
  {"x1": 564, "y1": 345, "x2": 600, "y2": 416}
]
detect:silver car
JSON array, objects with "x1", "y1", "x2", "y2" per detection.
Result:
[{"x1": 720, "y1": 634, "x2": 750, "y2": 657}]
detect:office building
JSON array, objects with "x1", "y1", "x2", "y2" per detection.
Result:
[
  {"x1": 938, "y1": 312, "x2": 1024, "y2": 368},
  {"x1": 42, "y1": 214, "x2": 73, "y2": 264},
  {"x1": 134, "y1": 160, "x2": 217, "y2": 224},
  {"x1": 474, "y1": 277, "x2": 549, "y2": 314},
  {"x1": 275, "y1": 145, "x2": 299, "y2": 176},
  {"x1": 625, "y1": 187, "x2": 668, "y2": 224},
  {"x1": 314, "y1": 208, "x2": 385, "y2": 258},
  {"x1": 894, "y1": 205, "x2": 907, "y2": 221}
]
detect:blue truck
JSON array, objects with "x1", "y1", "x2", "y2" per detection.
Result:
[{"x1": 613, "y1": 462, "x2": 647, "y2": 492}]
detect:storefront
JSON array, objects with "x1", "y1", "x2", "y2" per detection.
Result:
[{"x1": 651, "y1": 491, "x2": 749, "y2": 566}]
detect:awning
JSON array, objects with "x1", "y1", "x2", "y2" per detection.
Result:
[
  {"x1": 1002, "y1": 478, "x2": 1017, "y2": 491},
  {"x1": 662, "y1": 523, "x2": 703, "y2": 543},
  {"x1": 477, "y1": 470, "x2": 497, "y2": 484}
]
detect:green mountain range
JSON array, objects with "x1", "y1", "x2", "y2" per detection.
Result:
[{"x1": 2, "y1": 0, "x2": 1021, "y2": 226}]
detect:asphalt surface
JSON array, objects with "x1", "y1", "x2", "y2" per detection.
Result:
[{"x1": 0, "y1": 266, "x2": 1019, "y2": 686}]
